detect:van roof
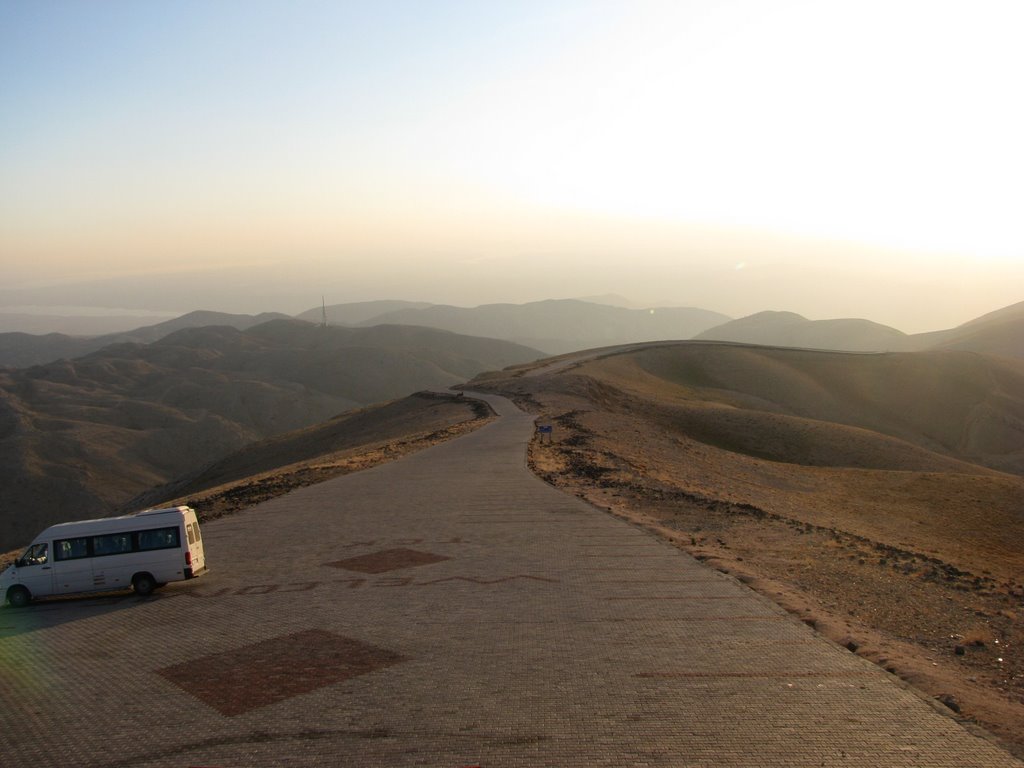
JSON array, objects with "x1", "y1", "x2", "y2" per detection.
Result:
[
  {"x1": 136, "y1": 506, "x2": 192, "y2": 517},
  {"x1": 40, "y1": 506, "x2": 194, "y2": 535}
]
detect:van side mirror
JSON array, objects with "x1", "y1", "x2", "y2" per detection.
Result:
[{"x1": 13, "y1": 557, "x2": 23, "y2": 568}]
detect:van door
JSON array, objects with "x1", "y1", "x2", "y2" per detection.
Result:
[
  {"x1": 90, "y1": 532, "x2": 134, "y2": 591},
  {"x1": 52, "y1": 536, "x2": 95, "y2": 594},
  {"x1": 183, "y1": 513, "x2": 206, "y2": 576},
  {"x1": 13, "y1": 542, "x2": 54, "y2": 599}
]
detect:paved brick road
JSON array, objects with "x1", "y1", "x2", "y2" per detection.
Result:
[{"x1": 1, "y1": 393, "x2": 1020, "y2": 767}]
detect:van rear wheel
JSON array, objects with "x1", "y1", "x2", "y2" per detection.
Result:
[
  {"x1": 6, "y1": 586, "x2": 30, "y2": 608},
  {"x1": 132, "y1": 574, "x2": 157, "y2": 596}
]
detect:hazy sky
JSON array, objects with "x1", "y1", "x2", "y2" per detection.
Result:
[{"x1": 1, "y1": 0, "x2": 1021, "y2": 331}]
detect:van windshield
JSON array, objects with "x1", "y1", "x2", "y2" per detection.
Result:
[{"x1": 19, "y1": 543, "x2": 48, "y2": 567}]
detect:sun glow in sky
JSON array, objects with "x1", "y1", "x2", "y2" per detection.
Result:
[{"x1": 1, "y1": 0, "x2": 1021, "y2": 331}]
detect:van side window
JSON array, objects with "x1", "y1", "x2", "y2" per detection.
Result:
[
  {"x1": 137, "y1": 526, "x2": 180, "y2": 551},
  {"x1": 21, "y1": 543, "x2": 48, "y2": 566},
  {"x1": 55, "y1": 537, "x2": 90, "y2": 561},
  {"x1": 93, "y1": 533, "x2": 132, "y2": 557}
]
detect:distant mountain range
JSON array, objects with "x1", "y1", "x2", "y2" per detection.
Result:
[
  {"x1": 303, "y1": 298, "x2": 730, "y2": 355},
  {"x1": 694, "y1": 300, "x2": 1024, "y2": 358},
  {"x1": 1, "y1": 300, "x2": 727, "y2": 367},
  {"x1": 0, "y1": 319, "x2": 540, "y2": 552},
  {"x1": 295, "y1": 300, "x2": 434, "y2": 326},
  {"x1": 0, "y1": 312, "x2": 182, "y2": 337},
  {"x1": 300, "y1": 297, "x2": 1024, "y2": 359},
  {"x1": 4, "y1": 298, "x2": 1023, "y2": 370},
  {"x1": 0, "y1": 310, "x2": 290, "y2": 369}
]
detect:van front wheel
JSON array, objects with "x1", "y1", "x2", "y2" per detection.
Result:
[
  {"x1": 6, "y1": 586, "x2": 31, "y2": 608},
  {"x1": 132, "y1": 574, "x2": 157, "y2": 596}
]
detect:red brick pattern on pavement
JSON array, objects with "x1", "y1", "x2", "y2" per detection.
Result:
[{"x1": 158, "y1": 629, "x2": 406, "y2": 716}]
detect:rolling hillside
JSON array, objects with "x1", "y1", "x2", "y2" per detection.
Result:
[
  {"x1": 590, "y1": 344, "x2": 1024, "y2": 475},
  {"x1": 0, "y1": 319, "x2": 540, "y2": 551}
]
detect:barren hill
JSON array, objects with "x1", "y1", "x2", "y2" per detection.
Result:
[
  {"x1": 0, "y1": 319, "x2": 540, "y2": 551},
  {"x1": 694, "y1": 311, "x2": 912, "y2": 351},
  {"x1": 959, "y1": 299, "x2": 1024, "y2": 328},
  {"x1": 599, "y1": 344, "x2": 1024, "y2": 474},
  {"x1": 929, "y1": 300, "x2": 1024, "y2": 359}
]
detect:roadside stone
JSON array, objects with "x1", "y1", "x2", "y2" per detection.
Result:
[{"x1": 938, "y1": 694, "x2": 962, "y2": 713}]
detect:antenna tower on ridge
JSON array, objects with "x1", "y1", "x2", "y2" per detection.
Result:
[{"x1": 320, "y1": 296, "x2": 327, "y2": 328}]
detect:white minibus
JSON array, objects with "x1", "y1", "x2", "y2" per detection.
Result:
[{"x1": 3, "y1": 506, "x2": 207, "y2": 607}]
